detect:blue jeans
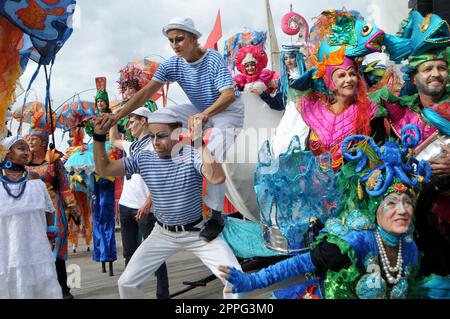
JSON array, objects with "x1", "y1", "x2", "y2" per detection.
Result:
[{"x1": 119, "y1": 204, "x2": 169, "y2": 299}]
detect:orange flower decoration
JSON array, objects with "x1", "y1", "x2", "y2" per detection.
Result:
[
  {"x1": 392, "y1": 183, "x2": 408, "y2": 193},
  {"x1": 313, "y1": 45, "x2": 347, "y2": 79}
]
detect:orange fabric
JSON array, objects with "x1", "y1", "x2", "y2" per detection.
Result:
[
  {"x1": 0, "y1": 17, "x2": 22, "y2": 135},
  {"x1": 313, "y1": 45, "x2": 346, "y2": 79},
  {"x1": 68, "y1": 191, "x2": 93, "y2": 247}
]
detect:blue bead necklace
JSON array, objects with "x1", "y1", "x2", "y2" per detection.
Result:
[{"x1": 1, "y1": 170, "x2": 29, "y2": 200}]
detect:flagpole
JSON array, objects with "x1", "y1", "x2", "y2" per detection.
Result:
[{"x1": 264, "y1": 0, "x2": 280, "y2": 73}]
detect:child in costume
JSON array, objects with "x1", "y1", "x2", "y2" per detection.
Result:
[
  {"x1": 233, "y1": 45, "x2": 279, "y2": 95},
  {"x1": 0, "y1": 136, "x2": 62, "y2": 299}
]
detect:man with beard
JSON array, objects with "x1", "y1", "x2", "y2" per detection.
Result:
[{"x1": 371, "y1": 47, "x2": 450, "y2": 279}]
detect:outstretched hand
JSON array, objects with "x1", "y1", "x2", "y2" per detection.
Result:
[
  {"x1": 429, "y1": 153, "x2": 450, "y2": 176},
  {"x1": 94, "y1": 114, "x2": 119, "y2": 135},
  {"x1": 218, "y1": 265, "x2": 253, "y2": 293}
]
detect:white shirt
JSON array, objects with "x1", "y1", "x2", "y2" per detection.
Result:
[{"x1": 118, "y1": 140, "x2": 152, "y2": 209}]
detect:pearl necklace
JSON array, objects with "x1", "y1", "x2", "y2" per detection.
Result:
[{"x1": 375, "y1": 230, "x2": 403, "y2": 285}]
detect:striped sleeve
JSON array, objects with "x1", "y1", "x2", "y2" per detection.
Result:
[
  {"x1": 153, "y1": 57, "x2": 176, "y2": 83},
  {"x1": 212, "y1": 52, "x2": 234, "y2": 92},
  {"x1": 192, "y1": 148, "x2": 203, "y2": 175},
  {"x1": 123, "y1": 152, "x2": 141, "y2": 179}
]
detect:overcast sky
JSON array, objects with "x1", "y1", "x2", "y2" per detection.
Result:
[{"x1": 9, "y1": 0, "x2": 410, "y2": 148}]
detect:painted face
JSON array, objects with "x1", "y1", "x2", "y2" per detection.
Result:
[
  {"x1": 413, "y1": 60, "x2": 448, "y2": 97},
  {"x1": 126, "y1": 115, "x2": 146, "y2": 138},
  {"x1": 376, "y1": 193, "x2": 414, "y2": 236},
  {"x1": 96, "y1": 99, "x2": 108, "y2": 112},
  {"x1": 244, "y1": 62, "x2": 257, "y2": 75},
  {"x1": 6, "y1": 140, "x2": 30, "y2": 166},
  {"x1": 284, "y1": 54, "x2": 297, "y2": 70},
  {"x1": 124, "y1": 86, "x2": 138, "y2": 100},
  {"x1": 26, "y1": 135, "x2": 46, "y2": 153},
  {"x1": 148, "y1": 123, "x2": 178, "y2": 157},
  {"x1": 167, "y1": 30, "x2": 196, "y2": 59},
  {"x1": 331, "y1": 66, "x2": 358, "y2": 97}
]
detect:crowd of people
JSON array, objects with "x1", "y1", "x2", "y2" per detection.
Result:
[{"x1": 0, "y1": 7, "x2": 449, "y2": 300}]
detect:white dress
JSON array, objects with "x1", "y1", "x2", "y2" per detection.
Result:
[
  {"x1": 271, "y1": 68, "x2": 310, "y2": 157},
  {"x1": 0, "y1": 179, "x2": 62, "y2": 299}
]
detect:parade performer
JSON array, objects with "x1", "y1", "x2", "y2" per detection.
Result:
[
  {"x1": 87, "y1": 86, "x2": 118, "y2": 276},
  {"x1": 372, "y1": 11, "x2": 450, "y2": 278},
  {"x1": 0, "y1": 136, "x2": 62, "y2": 299},
  {"x1": 110, "y1": 107, "x2": 170, "y2": 299},
  {"x1": 64, "y1": 128, "x2": 93, "y2": 253},
  {"x1": 94, "y1": 108, "x2": 244, "y2": 299},
  {"x1": 117, "y1": 64, "x2": 158, "y2": 141},
  {"x1": 263, "y1": 44, "x2": 311, "y2": 156},
  {"x1": 233, "y1": 45, "x2": 279, "y2": 95},
  {"x1": 220, "y1": 125, "x2": 437, "y2": 299},
  {"x1": 100, "y1": 17, "x2": 246, "y2": 242},
  {"x1": 25, "y1": 112, "x2": 79, "y2": 299},
  {"x1": 268, "y1": 10, "x2": 387, "y2": 170},
  {"x1": 296, "y1": 45, "x2": 385, "y2": 171}
]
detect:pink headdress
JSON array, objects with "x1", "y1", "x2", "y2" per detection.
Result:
[
  {"x1": 312, "y1": 45, "x2": 356, "y2": 90},
  {"x1": 235, "y1": 45, "x2": 268, "y2": 82}
]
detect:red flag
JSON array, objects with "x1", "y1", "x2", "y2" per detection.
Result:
[{"x1": 204, "y1": 10, "x2": 222, "y2": 50}]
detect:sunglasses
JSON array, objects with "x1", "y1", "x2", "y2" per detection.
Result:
[
  {"x1": 168, "y1": 35, "x2": 185, "y2": 44},
  {"x1": 149, "y1": 131, "x2": 170, "y2": 140}
]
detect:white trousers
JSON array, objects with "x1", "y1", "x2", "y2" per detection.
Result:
[
  {"x1": 117, "y1": 222, "x2": 244, "y2": 299},
  {"x1": 167, "y1": 98, "x2": 245, "y2": 211}
]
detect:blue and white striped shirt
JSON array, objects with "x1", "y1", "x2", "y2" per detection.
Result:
[
  {"x1": 123, "y1": 146, "x2": 204, "y2": 225},
  {"x1": 152, "y1": 49, "x2": 234, "y2": 111}
]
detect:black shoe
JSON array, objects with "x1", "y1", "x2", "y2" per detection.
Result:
[
  {"x1": 87, "y1": 247, "x2": 90, "y2": 252},
  {"x1": 101, "y1": 262, "x2": 106, "y2": 273},
  {"x1": 63, "y1": 291, "x2": 74, "y2": 300},
  {"x1": 199, "y1": 217, "x2": 224, "y2": 242}
]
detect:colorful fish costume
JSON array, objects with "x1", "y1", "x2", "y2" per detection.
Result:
[{"x1": 224, "y1": 125, "x2": 442, "y2": 299}]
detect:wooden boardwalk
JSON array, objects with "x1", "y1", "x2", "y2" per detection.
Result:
[{"x1": 68, "y1": 230, "x2": 303, "y2": 299}]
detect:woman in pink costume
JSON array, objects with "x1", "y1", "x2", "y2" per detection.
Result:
[{"x1": 298, "y1": 46, "x2": 386, "y2": 171}]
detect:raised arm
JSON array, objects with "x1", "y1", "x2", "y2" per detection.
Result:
[
  {"x1": 109, "y1": 125, "x2": 124, "y2": 150},
  {"x1": 94, "y1": 116, "x2": 126, "y2": 177},
  {"x1": 115, "y1": 80, "x2": 164, "y2": 121},
  {"x1": 191, "y1": 117, "x2": 225, "y2": 185}
]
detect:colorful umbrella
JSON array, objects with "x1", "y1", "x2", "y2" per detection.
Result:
[
  {"x1": 13, "y1": 100, "x2": 56, "y2": 126},
  {"x1": 56, "y1": 100, "x2": 97, "y2": 131}
]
